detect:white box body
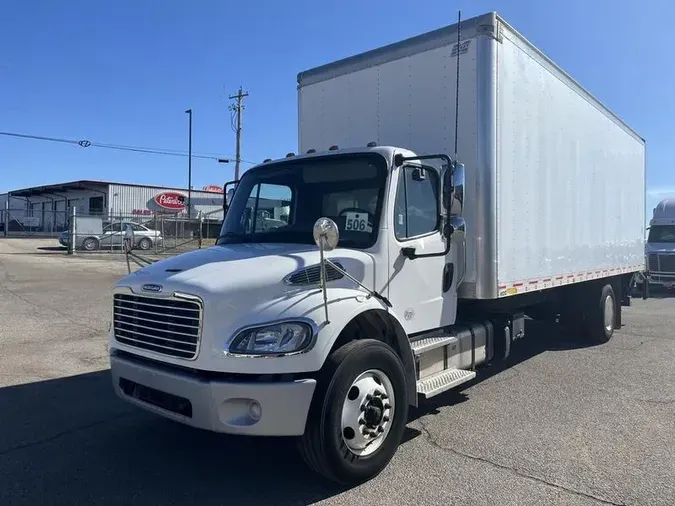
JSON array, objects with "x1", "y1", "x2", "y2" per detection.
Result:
[{"x1": 297, "y1": 12, "x2": 646, "y2": 300}]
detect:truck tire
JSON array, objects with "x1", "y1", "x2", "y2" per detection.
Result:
[
  {"x1": 587, "y1": 283, "x2": 616, "y2": 344},
  {"x1": 298, "y1": 339, "x2": 408, "y2": 485}
]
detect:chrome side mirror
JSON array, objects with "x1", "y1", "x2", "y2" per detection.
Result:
[
  {"x1": 450, "y1": 162, "x2": 464, "y2": 216},
  {"x1": 313, "y1": 217, "x2": 339, "y2": 251}
]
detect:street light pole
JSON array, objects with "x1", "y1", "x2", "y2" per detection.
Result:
[{"x1": 185, "y1": 108, "x2": 193, "y2": 217}]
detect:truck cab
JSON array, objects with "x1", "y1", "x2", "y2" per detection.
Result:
[{"x1": 646, "y1": 199, "x2": 675, "y2": 288}]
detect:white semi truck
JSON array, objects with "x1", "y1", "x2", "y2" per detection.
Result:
[{"x1": 109, "y1": 12, "x2": 646, "y2": 484}]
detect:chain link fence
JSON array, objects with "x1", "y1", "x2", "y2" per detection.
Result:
[
  {"x1": 1, "y1": 208, "x2": 69, "y2": 236},
  {"x1": 71, "y1": 210, "x2": 224, "y2": 255},
  {"x1": 2, "y1": 207, "x2": 223, "y2": 256}
]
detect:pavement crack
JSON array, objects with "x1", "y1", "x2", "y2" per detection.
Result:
[
  {"x1": 417, "y1": 418, "x2": 626, "y2": 506},
  {"x1": 0, "y1": 411, "x2": 134, "y2": 457},
  {"x1": 0, "y1": 283, "x2": 102, "y2": 334}
]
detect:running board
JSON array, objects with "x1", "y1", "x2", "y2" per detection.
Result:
[
  {"x1": 416, "y1": 369, "x2": 476, "y2": 399},
  {"x1": 411, "y1": 335, "x2": 456, "y2": 355}
]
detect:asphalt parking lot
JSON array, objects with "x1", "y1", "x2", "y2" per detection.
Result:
[{"x1": 1, "y1": 237, "x2": 674, "y2": 506}]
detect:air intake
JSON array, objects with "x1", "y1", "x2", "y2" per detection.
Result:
[{"x1": 283, "y1": 262, "x2": 345, "y2": 286}]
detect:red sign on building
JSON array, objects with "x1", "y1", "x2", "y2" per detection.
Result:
[
  {"x1": 155, "y1": 192, "x2": 186, "y2": 210},
  {"x1": 202, "y1": 185, "x2": 223, "y2": 193}
]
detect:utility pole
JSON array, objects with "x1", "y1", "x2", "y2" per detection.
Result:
[
  {"x1": 185, "y1": 108, "x2": 193, "y2": 217},
  {"x1": 229, "y1": 87, "x2": 248, "y2": 180}
]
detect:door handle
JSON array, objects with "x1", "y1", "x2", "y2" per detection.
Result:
[
  {"x1": 443, "y1": 263, "x2": 454, "y2": 292},
  {"x1": 401, "y1": 247, "x2": 416, "y2": 259}
]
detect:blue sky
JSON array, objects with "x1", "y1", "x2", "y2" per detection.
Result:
[{"x1": 1, "y1": 0, "x2": 673, "y2": 213}]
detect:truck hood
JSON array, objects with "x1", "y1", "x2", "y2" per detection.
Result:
[{"x1": 118, "y1": 243, "x2": 373, "y2": 301}]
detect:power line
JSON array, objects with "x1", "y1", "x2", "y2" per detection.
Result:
[{"x1": 0, "y1": 131, "x2": 258, "y2": 165}]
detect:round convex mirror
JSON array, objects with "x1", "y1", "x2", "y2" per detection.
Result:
[{"x1": 313, "y1": 217, "x2": 339, "y2": 251}]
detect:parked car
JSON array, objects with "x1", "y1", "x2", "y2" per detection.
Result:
[{"x1": 59, "y1": 221, "x2": 163, "y2": 251}]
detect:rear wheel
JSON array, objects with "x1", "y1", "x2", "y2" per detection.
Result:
[
  {"x1": 82, "y1": 237, "x2": 99, "y2": 251},
  {"x1": 586, "y1": 283, "x2": 616, "y2": 344},
  {"x1": 138, "y1": 237, "x2": 152, "y2": 250},
  {"x1": 298, "y1": 339, "x2": 408, "y2": 485}
]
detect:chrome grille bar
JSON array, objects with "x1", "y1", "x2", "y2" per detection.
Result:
[{"x1": 113, "y1": 293, "x2": 202, "y2": 359}]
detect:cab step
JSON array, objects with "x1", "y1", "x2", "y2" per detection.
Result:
[
  {"x1": 416, "y1": 368, "x2": 476, "y2": 399},
  {"x1": 410, "y1": 335, "x2": 456, "y2": 355}
]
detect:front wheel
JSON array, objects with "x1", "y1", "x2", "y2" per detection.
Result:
[{"x1": 298, "y1": 339, "x2": 408, "y2": 485}]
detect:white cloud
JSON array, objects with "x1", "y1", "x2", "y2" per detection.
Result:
[{"x1": 647, "y1": 187, "x2": 675, "y2": 197}]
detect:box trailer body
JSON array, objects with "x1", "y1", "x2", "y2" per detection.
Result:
[
  {"x1": 109, "y1": 11, "x2": 647, "y2": 486},
  {"x1": 297, "y1": 11, "x2": 646, "y2": 300}
]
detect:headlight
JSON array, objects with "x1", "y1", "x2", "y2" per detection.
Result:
[{"x1": 228, "y1": 321, "x2": 313, "y2": 355}]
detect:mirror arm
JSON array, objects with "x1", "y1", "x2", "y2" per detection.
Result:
[
  {"x1": 325, "y1": 259, "x2": 392, "y2": 307},
  {"x1": 394, "y1": 153, "x2": 452, "y2": 168},
  {"x1": 401, "y1": 228, "x2": 452, "y2": 260},
  {"x1": 222, "y1": 179, "x2": 239, "y2": 214}
]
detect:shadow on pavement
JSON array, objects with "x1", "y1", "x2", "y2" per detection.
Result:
[
  {"x1": 0, "y1": 319, "x2": 613, "y2": 505},
  {"x1": 644, "y1": 286, "x2": 675, "y2": 299},
  {"x1": 408, "y1": 318, "x2": 599, "y2": 425},
  {"x1": 37, "y1": 246, "x2": 67, "y2": 252},
  {"x1": 0, "y1": 371, "x2": 347, "y2": 506},
  {"x1": 0, "y1": 246, "x2": 67, "y2": 255}
]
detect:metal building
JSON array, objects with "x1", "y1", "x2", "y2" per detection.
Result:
[{"x1": 1, "y1": 180, "x2": 224, "y2": 235}]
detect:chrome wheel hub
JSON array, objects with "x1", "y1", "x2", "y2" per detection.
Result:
[{"x1": 341, "y1": 369, "x2": 395, "y2": 456}]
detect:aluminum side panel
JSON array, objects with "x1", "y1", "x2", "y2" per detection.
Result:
[{"x1": 495, "y1": 29, "x2": 646, "y2": 291}]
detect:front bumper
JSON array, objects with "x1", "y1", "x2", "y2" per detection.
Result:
[
  {"x1": 110, "y1": 352, "x2": 316, "y2": 436},
  {"x1": 647, "y1": 273, "x2": 675, "y2": 287}
]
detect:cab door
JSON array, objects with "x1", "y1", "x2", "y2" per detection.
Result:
[{"x1": 386, "y1": 163, "x2": 457, "y2": 334}]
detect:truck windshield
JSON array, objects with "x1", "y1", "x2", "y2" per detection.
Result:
[
  {"x1": 216, "y1": 153, "x2": 388, "y2": 249},
  {"x1": 648, "y1": 225, "x2": 675, "y2": 243}
]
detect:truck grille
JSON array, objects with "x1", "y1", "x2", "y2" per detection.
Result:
[
  {"x1": 650, "y1": 253, "x2": 675, "y2": 274},
  {"x1": 659, "y1": 254, "x2": 675, "y2": 273},
  {"x1": 649, "y1": 254, "x2": 659, "y2": 272},
  {"x1": 113, "y1": 293, "x2": 202, "y2": 359}
]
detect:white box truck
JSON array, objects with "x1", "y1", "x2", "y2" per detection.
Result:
[{"x1": 109, "y1": 12, "x2": 646, "y2": 485}]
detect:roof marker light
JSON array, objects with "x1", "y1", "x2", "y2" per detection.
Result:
[
  {"x1": 367, "y1": 141, "x2": 377, "y2": 147},
  {"x1": 329, "y1": 145, "x2": 339, "y2": 151},
  {"x1": 286, "y1": 152, "x2": 296, "y2": 157},
  {"x1": 306, "y1": 149, "x2": 316, "y2": 154}
]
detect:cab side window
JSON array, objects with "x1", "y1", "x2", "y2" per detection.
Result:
[{"x1": 393, "y1": 166, "x2": 439, "y2": 240}]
